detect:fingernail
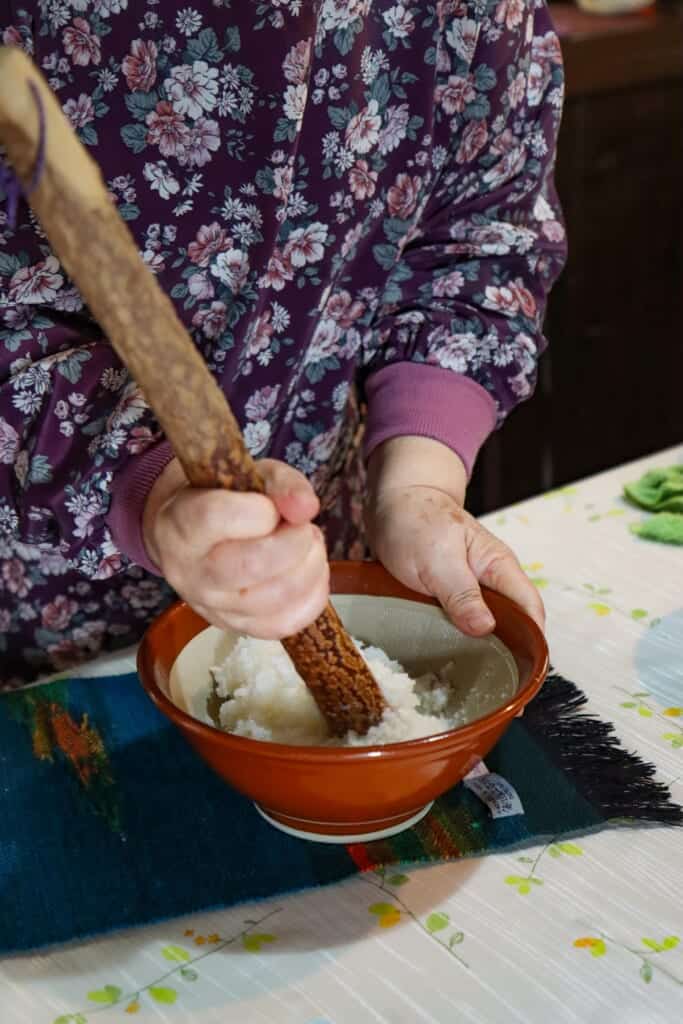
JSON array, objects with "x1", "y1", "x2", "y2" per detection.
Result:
[{"x1": 466, "y1": 610, "x2": 495, "y2": 633}]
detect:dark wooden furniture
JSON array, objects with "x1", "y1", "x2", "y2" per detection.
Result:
[{"x1": 469, "y1": 2, "x2": 683, "y2": 513}]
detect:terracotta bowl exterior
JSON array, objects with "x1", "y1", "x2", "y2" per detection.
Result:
[{"x1": 137, "y1": 562, "x2": 548, "y2": 838}]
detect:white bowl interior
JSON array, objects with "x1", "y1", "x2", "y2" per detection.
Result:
[{"x1": 169, "y1": 594, "x2": 519, "y2": 731}]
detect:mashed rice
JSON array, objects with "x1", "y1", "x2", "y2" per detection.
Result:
[{"x1": 210, "y1": 637, "x2": 468, "y2": 746}]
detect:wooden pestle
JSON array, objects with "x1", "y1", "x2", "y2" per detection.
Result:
[{"x1": 0, "y1": 47, "x2": 387, "y2": 737}]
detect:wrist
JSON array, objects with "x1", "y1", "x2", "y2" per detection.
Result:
[
  {"x1": 141, "y1": 457, "x2": 186, "y2": 570},
  {"x1": 366, "y1": 436, "x2": 467, "y2": 509}
]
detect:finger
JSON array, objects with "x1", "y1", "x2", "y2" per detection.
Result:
[
  {"x1": 257, "y1": 459, "x2": 319, "y2": 526},
  {"x1": 418, "y1": 538, "x2": 496, "y2": 637},
  {"x1": 213, "y1": 530, "x2": 329, "y2": 624},
  {"x1": 470, "y1": 532, "x2": 546, "y2": 632},
  {"x1": 194, "y1": 545, "x2": 330, "y2": 640},
  {"x1": 197, "y1": 523, "x2": 325, "y2": 608},
  {"x1": 163, "y1": 486, "x2": 280, "y2": 556}
]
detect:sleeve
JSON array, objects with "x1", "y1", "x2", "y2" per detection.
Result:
[
  {"x1": 0, "y1": 287, "x2": 171, "y2": 578},
  {"x1": 361, "y1": 1, "x2": 567, "y2": 477}
]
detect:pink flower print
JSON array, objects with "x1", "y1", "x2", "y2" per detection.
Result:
[
  {"x1": 490, "y1": 128, "x2": 517, "y2": 158},
  {"x1": 341, "y1": 222, "x2": 363, "y2": 258},
  {"x1": 432, "y1": 271, "x2": 465, "y2": 298},
  {"x1": 192, "y1": 300, "x2": 228, "y2": 339},
  {"x1": 188, "y1": 223, "x2": 232, "y2": 267},
  {"x1": 72, "y1": 619, "x2": 107, "y2": 650},
  {"x1": 429, "y1": 329, "x2": 478, "y2": 373},
  {"x1": 326, "y1": 291, "x2": 365, "y2": 329},
  {"x1": 495, "y1": 0, "x2": 525, "y2": 30},
  {"x1": 187, "y1": 271, "x2": 215, "y2": 301},
  {"x1": 245, "y1": 384, "x2": 281, "y2": 421},
  {"x1": 121, "y1": 580, "x2": 164, "y2": 611},
  {"x1": 348, "y1": 160, "x2": 378, "y2": 201},
  {"x1": 42, "y1": 595, "x2": 78, "y2": 632},
  {"x1": 63, "y1": 93, "x2": 96, "y2": 132},
  {"x1": 143, "y1": 161, "x2": 180, "y2": 199},
  {"x1": 527, "y1": 61, "x2": 549, "y2": 108},
  {"x1": 273, "y1": 164, "x2": 294, "y2": 203},
  {"x1": 143, "y1": 249, "x2": 165, "y2": 274},
  {"x1": 445, "y1": 17, "x2": 479, "y2": 63},
  {"x1": 508, "y1": 71, "x2": 526, "y2": 109},
  {"x1": 283, "y1": 222, "x2": 328, "y2": 267},
  {"x1": 62, "y1": 18, "x2": 101, "y2": 67},
  {"x1": 9, "y1": 256, "x2": 64, "y2": 304},
  {"x1": 122, "y1": 38, "x2": 158, "y2": 92},
  {"x1": 308, "y1": 426, "x2": 338, "y2": 462},
  {"x1": 167, "y1": 60, "x2": 219, "y2": 119},
  {"x1": 387, "y1": 173, "x2": 421, "y2": 219},
  {"x1": 308, "y1": 318, "x2": 339, "y2": 361},
  {"x1": 484, "y1": 285, "x2": 520, "y2": 316},
  {"x1": 260, "y1": 249, "x2": 294, "y2": 291},
  {"x1": 243, "y1": 420, "x2": 272, "y2": 456},
  {"x1": 0, "y1": 417, "x2": 19, "y2": 465},
  {"x1": 4, "y1": 307, "x2": 30, "y2": 331},
  {"x1": 2, "y1": 559, "x2": 29, "y2": 598},
  {"x1": 3, "y1": 26, "x2": 22, "y2": 47},
  {"x1": 436, "y1": 74, "x2": 476, "y2": 115},
  {"x1": 542, "y1": 220, "x2": 566, "y2": 243},
  {"x1": 183, "y1": 117, "x2": 220, "y2": 168},
  {"x1": 146, "y1": 101, "x2": 191, "y2": 159},
  {"x1": 378, "y1": 103, "x2": 409, "y2": 155},
  {"x1": 509, "y1": 279, "x2": 537, "y2": 318},
  {"x1": 211, "y1": 248, "x2": 249, "y2": 294},
  {"x1": 322, "y1": 0, "x2": 370, "y2": 33},
  {"x1": 456, "y1": 119, "x2": 488, "y2": 164},
  {"x1": 127, "y1": 426, "x2": 159, "y2": 454},
  {"x1": 345, "y1": 99, "x2": 382, "y2": 154},
  {"x1": 283, "y1": 37, "x2": 312, "y2": 85},
  {"x1": 246, "y1": 311, "x2": 275, "y2": 356},
  {"x1": 533, "y1": 31, "x2": 562, "y2": 65},
  {"x1": 383, "y1": 3, "x2": 415, "y2": 39},
  {"x1": 283, "y1": 83, "x2": 308, "y2": 127},
  {"x1": 54, "y1": 287, "x2": 84, "y2": 313}
]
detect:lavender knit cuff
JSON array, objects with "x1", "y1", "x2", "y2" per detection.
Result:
[
  {"x1": 363, "y1": 363, "x2": 497, "y2": 479},
  {"x1": 106, "y1": 440, "x2": 175, "y2": 575}
]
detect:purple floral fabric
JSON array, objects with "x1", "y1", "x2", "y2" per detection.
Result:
[{"x1": 0, "y1": 0, "x2": 565, "y2": 685}]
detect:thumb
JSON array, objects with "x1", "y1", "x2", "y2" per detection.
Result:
[
  {"x1": 421, "y1": 546, "x2": 496, "y2": 638},
  {"x1": 256, "y1": 458, "x2": 320, "y2": 526}
]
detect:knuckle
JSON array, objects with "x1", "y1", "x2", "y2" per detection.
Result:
[
  {"x1": 480, "y1": 549, "x2": 517, "y2": 584},
  {"x1": 444, "y1": 586, "x2": 483, "y2": 615}
]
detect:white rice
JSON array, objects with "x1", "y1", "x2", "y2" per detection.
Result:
[{"x1": 210, "y1": 636, "x2": 468, "y2": 746}]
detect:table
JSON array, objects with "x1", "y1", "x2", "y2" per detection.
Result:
[{"x1": 2, "y1": 448, "x2": 682, "y2": 1023}]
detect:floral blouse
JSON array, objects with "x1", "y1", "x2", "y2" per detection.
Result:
[{"x1": 0, "y1": 0, "x2": 565, "y2": 685}]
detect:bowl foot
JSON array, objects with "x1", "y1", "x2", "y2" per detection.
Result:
[{"x1": 254, "y1": 802, "x2": 434, "y2": 844}]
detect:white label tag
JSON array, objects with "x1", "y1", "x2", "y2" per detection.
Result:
[{"x1": 463, "y1": 767, "x2": 524, "y2": 819}]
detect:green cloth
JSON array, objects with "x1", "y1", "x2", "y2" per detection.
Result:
[
  {"x1": 624, "y1": 466, "x2": 683, "y2": 546},
  {"x1": 624, "y1": 466, "x2": 683, "y2": 513},
  {"x1": 630, "y1": 512, "x2": 683, "y2": 545}
]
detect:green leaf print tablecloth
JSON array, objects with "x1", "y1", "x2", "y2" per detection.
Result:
[{"x1": 1, "y1": 447, "x2": 683, "y2": 1024}]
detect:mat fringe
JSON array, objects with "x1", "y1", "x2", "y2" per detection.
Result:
[{"x1": 524, "y1": 673, "x2": 683, "y2": 825}]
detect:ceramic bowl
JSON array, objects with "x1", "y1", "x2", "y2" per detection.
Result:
[{"x1": 138, "y1": 562, "x2": 548, "y2": 843}]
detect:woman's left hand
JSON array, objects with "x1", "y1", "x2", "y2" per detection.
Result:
[{"x1": 365, "y1": 437, "x2": 545, "y2": 637}]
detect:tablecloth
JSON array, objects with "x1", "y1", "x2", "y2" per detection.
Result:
[{"x1": 2, "y1": 447, "x2": 682, "y2": 1023}]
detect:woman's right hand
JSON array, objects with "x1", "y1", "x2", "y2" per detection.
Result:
[{"x1": 142, "y1": 457, "x2": 329, "y2": 639}]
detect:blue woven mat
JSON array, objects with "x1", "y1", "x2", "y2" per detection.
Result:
[{"x1": 0, "y1": 670, "x2": 679, "y2": 954}]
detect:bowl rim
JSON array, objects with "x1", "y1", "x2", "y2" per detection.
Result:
[{"x1": 138, "y1": 562, "x2": 549, "y2": 762}]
